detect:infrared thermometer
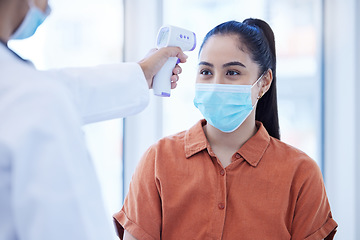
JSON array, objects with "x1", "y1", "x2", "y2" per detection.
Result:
[{"x1": 153, "y1": 25, "x2": 196, "y2": 97}]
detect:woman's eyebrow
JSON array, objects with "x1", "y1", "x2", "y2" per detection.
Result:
[
  {"x1": 223, "y1": 61, "x2": 246, "y2": 68},
  {"x1": 198, "y1": 61, "x2": 214, "y2": 67}
]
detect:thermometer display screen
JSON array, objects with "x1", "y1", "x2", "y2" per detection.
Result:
[{"x1": 157, "y1": 27, "x2": 170, "y2": 47}]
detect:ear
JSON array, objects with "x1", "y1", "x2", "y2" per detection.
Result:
[{"x1": 259, "y1": 69, "x2": 273, "y2": 98}]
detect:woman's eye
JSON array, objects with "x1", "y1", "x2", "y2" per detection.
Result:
[
  {"x1": 226, "y1": 70, "x2": 240, "y2": 76},
  {"x1": 200, "y1": 70, "x2": 212, "y2": 76}
]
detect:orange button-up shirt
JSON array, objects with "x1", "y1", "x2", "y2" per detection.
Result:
[{"x1": 114, "y1": 120, "x2": 337, "y2": 240}]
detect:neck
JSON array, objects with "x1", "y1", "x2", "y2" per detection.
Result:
[
  {"x1": 204, "y1": 112, "x2": 258, "y2": 152},
  {"x1": 0, "y1": 1, "x2": 28, "y2": 43}
]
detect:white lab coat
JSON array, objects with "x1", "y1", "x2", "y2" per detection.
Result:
[{"x1": 0, "y1": 44, "x2": 149, "y2": 240}]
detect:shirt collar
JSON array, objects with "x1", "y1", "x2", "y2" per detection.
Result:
[
  {"x1": 237, "y1": 121, "x2": 271, "y2": 167},
  {"x1": 184, "y1": 120, "x2": 271, "y2": 167},
  {"x1": 184, "y1": 120, "x2": 208, "y2": 158}
]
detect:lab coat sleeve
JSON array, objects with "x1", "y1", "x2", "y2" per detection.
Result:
[{"x1": 46, "y1": 62, "x2": 150, "y2": 124}]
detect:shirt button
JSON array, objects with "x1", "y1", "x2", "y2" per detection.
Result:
[
  {"x1": 235, "y1": 153, "x2": 241, "y2": 159},
  {"x1": 218, "y1": 203, "x2": 225, "y2": 210},
  {"x1": 220, "y1": 169, "x2": 225, "y2": 176}
]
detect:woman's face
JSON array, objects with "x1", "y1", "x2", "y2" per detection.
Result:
[{"x1": 197, "y1": 34, "x2": 263, "y2": 103}]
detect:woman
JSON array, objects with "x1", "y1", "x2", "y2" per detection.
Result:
[{"x1": 114, "y1": 19, "x2": 337, "y2": 240}]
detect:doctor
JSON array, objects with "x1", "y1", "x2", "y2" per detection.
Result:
[{"x1": 0, "y1": 0, "x2": 187, "y2": 240}]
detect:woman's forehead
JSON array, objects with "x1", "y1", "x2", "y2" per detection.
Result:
[{"x1": 199, "y1": 34, "x2": 253, "y2": 65}]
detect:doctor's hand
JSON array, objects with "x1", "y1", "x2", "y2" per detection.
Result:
[{"x1": 138, "y1": 47, "x2": 188, "y2": 89}]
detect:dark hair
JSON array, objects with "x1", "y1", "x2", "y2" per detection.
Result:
[{"x1": 199, "y1": 19, "x2": 280, "y2": 139}]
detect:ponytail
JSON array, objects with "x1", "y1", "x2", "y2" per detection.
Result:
[{"x1": 243, "y1": 18, "x2": 280, "y2": 139}]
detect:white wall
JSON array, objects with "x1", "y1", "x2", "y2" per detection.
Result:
[{"x1": 324, "y1": 0, "x2": 358, "y2": 239}]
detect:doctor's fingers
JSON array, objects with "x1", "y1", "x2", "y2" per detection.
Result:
[
  {"x1": 170, "y1": 74, "x2": 179, "y2": 89},
  {"x1": 173, "y1": 64, "x2": 182, "y2": 75},
  {"x1": 170, "y1": 64, "x2": 182, "y2": 89},
  {"x1": 160, "y1": 46, "x2": 188, "y2": 63},
  {"x1": 171, "y1": 81, "x2": 178, "y2": 89}
]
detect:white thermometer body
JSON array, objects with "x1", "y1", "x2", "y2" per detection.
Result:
[{"x1": 153, "y1": 25, "x2": 196, "y2": 97}]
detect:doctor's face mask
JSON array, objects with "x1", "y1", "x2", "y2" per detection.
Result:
[
  {"x1": 11, "y1": 0, "x2": 51, "y2": 40},
  {"x1": 193, "y1": 34, "x2": 267, "y2": 133}
]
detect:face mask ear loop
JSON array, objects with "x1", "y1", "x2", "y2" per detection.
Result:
[
  {"x1": 251, "y1": 98, "x2": 259, "y2": 108},
  {"x1": 250, "y1": 69, "x2": 269, "y2": 108},
  {"x1": 252, "y1": 69, "x2": 269, "y2": 101},
  {"x1": 251, "y1": 70, "x2": 268, "y2": 88}
]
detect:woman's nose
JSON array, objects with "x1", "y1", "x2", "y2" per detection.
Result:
[{"x1": 213, "y1": 74, "x2": 225, "y2": 84}]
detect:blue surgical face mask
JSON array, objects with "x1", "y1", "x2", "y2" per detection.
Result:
[
  {"x1": 193, "y1": 73, "x2": 264, "y2": 133},
  {"x1": 11, "y1": 3, "x2": 51, "y2": 40}
]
